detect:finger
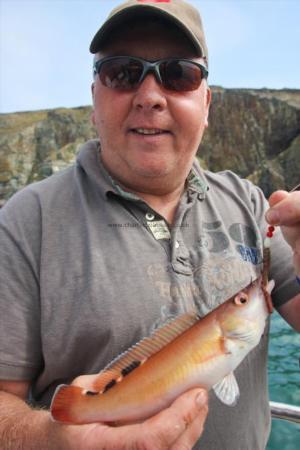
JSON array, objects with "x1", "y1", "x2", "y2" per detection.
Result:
[
  {"x1": 295, "y1": 238, "x2": 300, "y2": 255},
  {"x1": 71, "y1": 389, "x2": 208, "y2": 450},
  {"x1": 268, "y1": 190, "x2": 289, "y2": 208},
  {"x1": 266, "y1": 192, "x2": 300, "y2": 226},
  {"x1": 141, "y1": 388, "x2": 208, "y2": 450},
  {"x1": 170, "y1": 402, "x2": 208, "y2": 450},
  {"x1": 293, "y1": 246, "x2": 300, "y2": 276},
  {"x1": 87, "y1": 422, "x2": 142, "y2": 450}
]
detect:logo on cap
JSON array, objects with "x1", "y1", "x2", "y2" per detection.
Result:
[{"x1": 137, "y1": 0, "x2": 171, "y2": 3}]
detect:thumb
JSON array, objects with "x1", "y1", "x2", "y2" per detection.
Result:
[{"x1": 143, "y1": 388, "x2": 208, "y2": 449}]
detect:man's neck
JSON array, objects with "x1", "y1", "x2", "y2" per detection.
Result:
[
  {"x1": 99, "y1": 152, "x2": 189, "y2": 224},
  {"x1": 131, "y1": 185, "x2": 185, "y2": 225}
]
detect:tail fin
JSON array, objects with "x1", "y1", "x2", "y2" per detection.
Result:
[{"x1": 50, "y1": 384, "x2": 87, "y2": 424}]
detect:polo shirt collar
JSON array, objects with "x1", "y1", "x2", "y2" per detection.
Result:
[{"x1": 76, "y1": 139, "x2": 209, "y2": 201}]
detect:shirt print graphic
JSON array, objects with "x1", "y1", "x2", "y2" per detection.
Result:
[{"x1": 147, "y1": 220, "x2": 262, "y2": 317}]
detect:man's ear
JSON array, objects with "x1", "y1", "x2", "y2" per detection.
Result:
[
  {"x1": 91, "y1": 82, "x2": 96, "y2": 125},
  {"x1": 91, "y1": 82, "x2": 95, "y2": 103},
  {"x1": 204, "y1": 86, "x2": 211, "y2": 128}
]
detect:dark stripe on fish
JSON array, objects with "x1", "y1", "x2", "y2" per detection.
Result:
[
  {"x1": 121, "y1": 360, "x2": 141, "y2": 377},
  {"x1": 86, "y1": 390, "x2": 98, "y2": 396},
  {"x1": 103, "y1": 379, "x2": 117, "y2": 393}
]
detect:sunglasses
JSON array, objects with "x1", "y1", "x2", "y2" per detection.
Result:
[{"x1": 93, "y1": 56, "x2": 208, "y2": 92}]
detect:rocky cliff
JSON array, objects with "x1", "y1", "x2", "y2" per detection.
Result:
[{"x1": 0, "y1": 87, "x2": 299, "y2": 206}]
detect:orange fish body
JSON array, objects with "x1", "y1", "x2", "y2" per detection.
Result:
[{"x1": 51, "y1": 277, "x2": 274, "y2": 425}]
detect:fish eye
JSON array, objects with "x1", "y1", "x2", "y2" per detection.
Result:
[{"x1": 234, "y1": 293, "x2": 249, "y2": 306}]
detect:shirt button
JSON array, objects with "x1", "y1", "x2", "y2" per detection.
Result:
[
  {"x1": 146, "y1": 212, "x2": 155, "y2": 221},
  {"x1": 175, "y1": 241, "x2": 180, "y2": 249}
]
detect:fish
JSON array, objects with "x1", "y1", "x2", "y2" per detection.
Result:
[{"x1": 50, "y1": 276, "x2": 274, "y2": 425}]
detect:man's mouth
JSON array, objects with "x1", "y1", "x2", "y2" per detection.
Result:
[{"x1": 131, "y1": 128, "x2": 169, "y2": 136}]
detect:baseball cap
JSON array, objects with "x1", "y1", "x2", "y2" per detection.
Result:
[{"x1": 90, "y1": 0, "x2": 208, "y2": 62}]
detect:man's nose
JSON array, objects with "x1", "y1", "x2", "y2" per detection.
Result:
[{"x1": 132, "y1": 74, "x2": 167, "y2": 111}]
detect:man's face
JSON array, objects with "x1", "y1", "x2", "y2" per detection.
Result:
[{"x1": 91, "y1": 21, "x2": 211, "y2": 195}]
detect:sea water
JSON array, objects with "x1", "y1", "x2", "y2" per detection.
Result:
[{"x1": 267, "y1": 311, "x2": 300, "y2": 450}]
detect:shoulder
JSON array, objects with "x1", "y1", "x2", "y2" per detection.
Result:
[
  {"x1": 203, "y1": 169, "x2": 268, "y2": 215},
  {"x1": 1, "y1": 139, "x2": 102, "y2": 216},
  {"x1": 2, "y1": 165, "x2": 74, "y2": 212},
  {"x1": 0, "y1": 167, "x2": 78, "y2": 240},
  {"x1": 204, "y1": 169, "x2": 256, "y2": 193}
]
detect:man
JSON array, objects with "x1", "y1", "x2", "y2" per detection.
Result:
[{"x1": 0, "y1": 0, "x2": 299, "y2": 449}]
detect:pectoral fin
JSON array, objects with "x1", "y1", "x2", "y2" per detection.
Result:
[
  {"x1": 213, "y1": 372, "x2": 240, "y2": 406},
  {"x1": 225, "y1": 327, "x2": 260, "y2": 346}
]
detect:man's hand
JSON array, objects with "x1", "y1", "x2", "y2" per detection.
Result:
[
  {"x1": 266, "y1": 189, "x2": 300, "y2": 276},
  {"x1": 0, "y1": 381, "x2": 207, "y2": 450},
  {"x1": 64, "y1": 388, "x2": 208, "y2": 450}
]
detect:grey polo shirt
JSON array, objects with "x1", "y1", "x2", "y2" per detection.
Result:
[{"x1": 0, "y1": 139, "x2": 298, "y2": 450}]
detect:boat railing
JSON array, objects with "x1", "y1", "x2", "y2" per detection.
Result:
[{"x1": 270, "y1": 401, "x2": 300, "y2": 424}]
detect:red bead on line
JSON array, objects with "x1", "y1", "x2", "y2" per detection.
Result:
[{"x1": 266, "y1": 226, "x2": 275, "y2": 238}]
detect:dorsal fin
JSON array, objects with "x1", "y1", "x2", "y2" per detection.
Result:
[{"x1": 89, "y1": 311, "x2": 199, "y2": 392}]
